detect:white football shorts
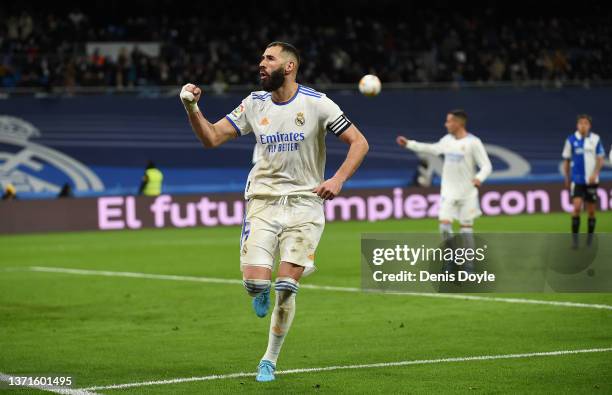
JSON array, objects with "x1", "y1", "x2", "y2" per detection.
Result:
[
  {"x1": 438, "y1": 191, "x2": 482, "y2": 225},
  {"x1": 240, "y1": 195, "x2": 325, "y2": 276}
]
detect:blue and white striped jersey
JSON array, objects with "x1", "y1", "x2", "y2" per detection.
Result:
[{"x1": 562, "y1": 131, "x2": 605, "y2": 184}]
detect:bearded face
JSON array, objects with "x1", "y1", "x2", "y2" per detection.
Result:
[{"x1": 260, "y1": 66, "x2": 286, "y2": 92}]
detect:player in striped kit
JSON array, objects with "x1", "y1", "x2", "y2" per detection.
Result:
[
  {"x1": 562, "y1": 114, "x2": 606, "y2": 247},
  {"x1": 180, "y1": 42, "x2": 369, "y2": 382}
]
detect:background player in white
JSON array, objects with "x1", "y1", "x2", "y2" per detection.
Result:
[
  {"x1": 562, "y1": 114, "x2": 605, "y2": 247},
  {"x1": 395, "y1": 110, "x2": 492, "y2": 269},
  {"x1": 180, "y1": 42, "x2": 369, "y2": 382}
]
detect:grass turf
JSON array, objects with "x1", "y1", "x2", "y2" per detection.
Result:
[{"x1": 0, "y1": 212, "x2": 611, "y2": 394}]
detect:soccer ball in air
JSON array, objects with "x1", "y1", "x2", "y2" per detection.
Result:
[{"x1": 358, "y1": 74, "x2": 382, "y2": 97}]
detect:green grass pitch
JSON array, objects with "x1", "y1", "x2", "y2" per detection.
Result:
[{"x1": 1, "y1": 212, "x2": 611, "y2": 394}]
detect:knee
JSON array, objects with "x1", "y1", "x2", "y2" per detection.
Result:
[
  {"x1": 587, "y1": 206, "x2": 596, "y2": 217},
  {"x1": 243, "y1": 279, "x2": 271, "y2": 297}
]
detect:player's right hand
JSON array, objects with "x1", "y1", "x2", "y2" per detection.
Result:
[
  {"x1": 180, "y1": 83, "x2": 202, "y2": 105},
  {"x1": 396, "y1": 136, "x2": 408, "y2": 147},
  {"x1": 564, "y1": 178, "x2": 570, "y2": 189}
]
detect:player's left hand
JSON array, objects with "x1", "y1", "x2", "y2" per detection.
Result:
[
  {"x1": 472, "y1": 179, "x2": 481, "y2": 187},
  {"x1": 588, "y1": 174, "x2": 597, "y2": 184},
  {"x1": 313, "y1": 177, "x2": 343, "y2": 200}
]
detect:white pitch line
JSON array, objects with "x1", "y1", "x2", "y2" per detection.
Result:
[
  {"x1": 27, "y1": 266, "x2": 612, "y2": 310},
  {"x1": 29, "y1": 266, "x2": 244, "y2": 286},
  {"x1": 0, "y1": 373, "x2": 101, "y2": 395},
  {"x1": 79, "y1": 347, "x2": 612, "y2": 391}
]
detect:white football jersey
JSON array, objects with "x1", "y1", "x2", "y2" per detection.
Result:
[
  {"x1": 226, "y1": 85, "x2": 351, "y2": 199},
  {"x1": 406, "y1": 133, "x2": 492, "y2": 199}
]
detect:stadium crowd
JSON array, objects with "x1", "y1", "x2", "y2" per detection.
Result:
[{"x1": 1, "y1": 2, "x2": 611, "y2": 90}]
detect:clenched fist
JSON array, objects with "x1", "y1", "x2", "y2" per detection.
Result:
[
  {"x1": 313, "y1": 177, "x2": 344, "y2": 200},
  {"x1": 396, "y1": 135, "x2": 408, "y2": 147},
  {"x1": 180, "y1": 83, "x2": 202, "y2": 113}
]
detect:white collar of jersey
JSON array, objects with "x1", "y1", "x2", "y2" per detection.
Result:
[
  {"x1": 574, "y1": 130, "x2": 591, "y2": 139},
  {"x1": 271, "y1": 86, "x2": 300, "y2": 106},
  {"x1": 451, "y1": 132, "x2": 471, "y2": 140}
]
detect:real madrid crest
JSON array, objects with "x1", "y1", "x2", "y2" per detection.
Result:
[
  {"x1": 0, "y1": 116, "x2": 104, "y2": 195},
  {"x1": 295, "y1": 112, "x2": 305, "y2": 126}
]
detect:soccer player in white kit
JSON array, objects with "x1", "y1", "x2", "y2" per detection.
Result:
[
  {"x1": 180, "y1": 42, "x2": 369, "y2": 382},
  {"x1": 396, "y1": 110, "x2": 492, "y2": 253}
]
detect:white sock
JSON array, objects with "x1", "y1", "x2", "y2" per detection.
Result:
[
  {"x1": 460, "y1": 226, "x2": 474, "y2": 248},
  {"x1": 439, "y1": 223, "x2": 453, "y2": 241},
  {"x1": 262, "y1": 277, "x2": 298, "y2": 364}
]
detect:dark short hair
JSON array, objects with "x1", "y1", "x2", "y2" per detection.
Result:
[
  {"x1": 448, "y1": 109, "x2": 468, "y2": 124},
  {"x1": 577, "y1": 114, "x2": 592, "y2": 124},
  {"x1": 266, "y1": 41, "x2": 300, "y2": 65}
]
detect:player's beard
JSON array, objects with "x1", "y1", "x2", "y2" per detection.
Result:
[{"x1": 261, "y1": 67, "x2": 285, "y2": 92}]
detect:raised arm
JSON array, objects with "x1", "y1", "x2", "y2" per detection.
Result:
[
  {"x1": 181, "y1": 83, "x2": 238, "y2": 148},
  {"x1": 313, "y1": 125, "x2": 369, "y2": 200},
  {"x1": 396, "y1": 135, "x2": 444, "y2": 156}
]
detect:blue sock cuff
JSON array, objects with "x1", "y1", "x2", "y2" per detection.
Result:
[
  {"x1": 275, "y1": 277, "x2": 299, "y2": 294},
  {"x1": 243, "y1": 279, "x2": 271, "y2": 296}
]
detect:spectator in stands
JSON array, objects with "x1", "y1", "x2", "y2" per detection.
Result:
[{"x1": 0, "y1": 3, "x2": 611, "y2": 89}]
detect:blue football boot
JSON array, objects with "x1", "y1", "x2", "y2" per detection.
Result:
[
  {"x1": 256, "y1": 360, "x2": 276, "y2": 382},
  {"x1": 252, "y1": 286, "x2": 270, "y2": 318}
]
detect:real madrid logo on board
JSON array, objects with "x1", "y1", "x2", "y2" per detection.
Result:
[
  {"x1": 295, "y1": 112, "x2": 305, "y2": 126},
  {"x1": 0, "y1": 116, "x2": 104, "y2": 195}
]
